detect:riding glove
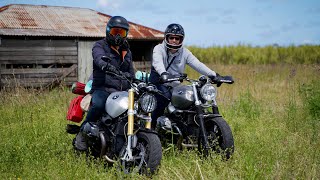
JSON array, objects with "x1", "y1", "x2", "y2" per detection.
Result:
[{"x1": 102, "y1": 63, "x2": 120, "y2": 75}]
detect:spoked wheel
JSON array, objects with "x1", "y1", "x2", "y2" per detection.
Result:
[
  {"x1": 119, "y1": 132, "x2": 162, "y2": 175},
  {"x1": 206, "y1": 117, "x2": 234, "y2": 159}
]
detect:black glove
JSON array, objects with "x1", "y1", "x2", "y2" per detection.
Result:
[
  {"x1": 160, "y1": 72, "x2": 171, "y2": 83},
  {"x1": 209, "y1": 73, "x2": 222, "y2": 87},
  {"x1": 102, "y1": 63, "x2": 120, "y2": 75}
]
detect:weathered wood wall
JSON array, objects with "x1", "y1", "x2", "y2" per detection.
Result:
[
  {"x1": 0, "y1": 39, "x2": 78, "y2": 88},
  {"x1": 0, "y1": 38, "x2": 156, "y2": 88},
  {"x1": 78, "y1": 41, "x2": 94, "y2": 83},
  {"x1": 77, "y1": 40, "x2": 153, "y2": 83}
]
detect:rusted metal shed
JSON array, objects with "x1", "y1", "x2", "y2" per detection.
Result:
[{"x1": 0, "y1": 4, "x2": 164, "y2": 88}]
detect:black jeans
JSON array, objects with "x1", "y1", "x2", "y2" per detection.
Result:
[{"x1": 151, "y1": 84, "x2": 172, "y2": 129}]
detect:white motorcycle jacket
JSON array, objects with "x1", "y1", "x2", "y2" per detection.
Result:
[{"x1": 152, "y1": 41, "x2": 217, "y2": 80}]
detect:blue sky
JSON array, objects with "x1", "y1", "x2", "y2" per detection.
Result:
[{"x1": 1, "y1": 0, "x2": 319, "y2": 47}]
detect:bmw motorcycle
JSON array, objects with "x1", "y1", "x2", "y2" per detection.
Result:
[
  {"x1": 66, "y1": 67, "x2": 162, "y2": 175},
  {"x1": 156, "y1": 74, "x2": 235, "y2": 159}
]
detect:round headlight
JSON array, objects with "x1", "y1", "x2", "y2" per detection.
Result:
[
  {"x1": 139, "y1": 93, "x2": 157, "y2": 113},
  {"x1": 200, "y1": 84, "x2": 216, "y2": 101}
]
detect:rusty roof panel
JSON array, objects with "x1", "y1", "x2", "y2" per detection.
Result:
[{"x1": 0, "y1": 4, "x2": 164, "y2": 40}]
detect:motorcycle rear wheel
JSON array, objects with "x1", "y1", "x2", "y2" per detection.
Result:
[
  {"x1": 203, "y1": 117, "x2": 235, "y2": 159},
  {"x1": 120, "y1": 132, "x2": 162, "y2": 175}
]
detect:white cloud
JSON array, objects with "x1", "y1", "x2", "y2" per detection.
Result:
[
  {"x1": 96, "y1": 0, "x2": 120, "y2": 9},
  {"x1": 97, "y1": 0, "x2": 108, "y2": 7},
  {"x1": 302, "y1": 39, "x2": 315, "y2": 44}
]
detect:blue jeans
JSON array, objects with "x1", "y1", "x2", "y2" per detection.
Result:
[
  {"x1": 151, "y1": 84, "x2": 172, "y2": 129},
  {"x1": 80, "y1": 89, "x2": 110, "y2": 130}
]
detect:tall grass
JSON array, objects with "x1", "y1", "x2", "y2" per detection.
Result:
[
  {"x1": 188, "y1": 45, "x2": 320, "y2": 64},
  {"x1": 1, "y1": 64, "x2": 319, "y2": 179}
]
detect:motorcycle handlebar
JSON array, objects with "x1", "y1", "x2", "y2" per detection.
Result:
[
  {"x1": 161, "y1": 74, "x2": 234, "y2": 86},
  {"x1": 160, "y1": 74, "x2": 187, "y2": 83},
  {"x1": 211, "y1": 75, "x2": 234, "y2": 85}
]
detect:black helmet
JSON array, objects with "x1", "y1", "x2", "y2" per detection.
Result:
[
  {"x1": 164, "y1": 23, "x2": 185, "y2": 50},
  {"x1": 106, "y1": 16, "x2": 129, "y2": 46}
]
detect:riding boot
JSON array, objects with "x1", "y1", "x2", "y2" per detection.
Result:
[{"x1": 74, "y1": 132, "x2": 88, "y2": 151}]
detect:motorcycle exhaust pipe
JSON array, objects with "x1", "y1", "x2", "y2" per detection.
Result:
[
  {"x1": 102, "y1": 155, "x2": 116, "y2": 163},
  {"x1": 100, "y1": 133, "x2": 116, "y2": 163}
]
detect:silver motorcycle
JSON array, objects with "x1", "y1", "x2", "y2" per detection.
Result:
[{"x1": 66, "y1": 70, "x2": 162, "y2": 175}]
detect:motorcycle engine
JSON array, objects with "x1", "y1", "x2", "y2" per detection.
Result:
[{"x1": 171, "y1": 85, "x2": 194, "y2": 109}]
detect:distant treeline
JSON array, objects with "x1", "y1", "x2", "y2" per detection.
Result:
[{"x1": 188, "y1": 45, "x2": 320, "y2": 64}]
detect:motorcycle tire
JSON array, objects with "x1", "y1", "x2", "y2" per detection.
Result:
[
  {"x1": 205, "y1": 117, "x2": 235, "y2": 160},
  {"x1": 120, "y1": 132, "x2": 162, "y2": 175}
]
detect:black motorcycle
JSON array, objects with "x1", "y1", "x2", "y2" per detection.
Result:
[
  {"x1": 156, "y1": 74, "x2": 235, "y2": 159},
  {"x1": 66, "y1": 69, "x2": 162, "y2": 175}
]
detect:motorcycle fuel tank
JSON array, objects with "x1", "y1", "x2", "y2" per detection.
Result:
[
  {"x1": 106, "y1": 91, "x2": 129, "y2": 118},
  {"x1": 171, "y1": 85, "x2": 194, "y2": 109}
]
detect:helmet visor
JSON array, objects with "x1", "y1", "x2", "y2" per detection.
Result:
[
  {"x1": 109, "y1": 28, "x2": 128, "y2": 38},
  {"x1": 168, "y1": 36, "x2": 181, "y2": 41}
]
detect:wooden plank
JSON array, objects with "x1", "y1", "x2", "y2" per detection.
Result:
[
  {"x1": 0, "y1": 46, "x2": 77, "y2": 52},
  {"x1": 0, "y1": 55, "x2": 77, "y2": 65},
  {"x1": 0, "y1": 50, "x2": 77, "y2": 56},
  {"x1": 44, "y1": 64, "x2": 78, "y2": 88},
  {"x1": 0, "y1": 59, "x2": 77, "y2": 65},
  {"x1": 0, "y1": 55, "x2": 77, "y2": 61},
  {"x1": 1, "y1": 72, "x2": 77, "y2": 79},
  {"x1": 1, "y1": 68, "x2": 77, "y2": 75},
  {"x1": 1, "y1": 77, "x2": 77, "y2": 83},
  {"x1": 1, "y1": 77, "x2": 77, "y2": 88},
  {"x1": 78, "y1": 41, "x2": 94, "y2": 83},
  {"x1": 133, "y1": 61, "x2": 151, "y2": 72},
  {"x1": 1, "y1": 39, "x2": 77, "y2": 47}
]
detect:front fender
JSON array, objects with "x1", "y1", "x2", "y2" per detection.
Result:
[{"x1": 204, "y1": 113, "x2": 222, "y2": 119}]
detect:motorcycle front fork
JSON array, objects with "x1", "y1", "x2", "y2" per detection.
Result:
[
  {"x1": 122, "y1": 88, "x2": 135, "y2": 161},
  {"x1": 122, "y1": 89, "x2": 152, "y2": 162},
  {"x1": 212, "y1": 104, "x2": 220, "y2": 115},
  {"x1": 195, "y1": 105, "x2": 210, "y2": 154}
]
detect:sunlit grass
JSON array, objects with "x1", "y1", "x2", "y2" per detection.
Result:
[
  {"x1": 188, "y1": 45, "x2": 320, "y2": 64},
  {"x1": 1, "y1": 64, "x2": 319, "y2": 179}
]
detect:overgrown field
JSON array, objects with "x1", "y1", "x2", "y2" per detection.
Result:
[
  {"x1": 1, "y1": 64, "x2": 319, "y2": 179},
  {"x1": 188, "y1": 45, "x2": 320, "y2": 64}
]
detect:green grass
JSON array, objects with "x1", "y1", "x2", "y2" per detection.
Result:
[
  {"x1": 1, "y1": 64, "x2": 319, "y2": 179},
  {"x1": 188, "y1": 45, "x2": 320, "y2": 64}
]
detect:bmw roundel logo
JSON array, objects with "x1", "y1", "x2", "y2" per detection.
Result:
[{"x1": 112, "y1": 95, "x2": 119, "y2": 99}]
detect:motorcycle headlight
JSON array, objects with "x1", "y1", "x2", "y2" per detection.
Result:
[
  {"x1": 139, "y1": 93, "x2": 157, "y2": 113},
  {"x1": 200, "y1": 84, "x2": 216, "y2": 101}
]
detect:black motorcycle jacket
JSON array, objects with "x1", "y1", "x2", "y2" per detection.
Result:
[{"x1": 92, "y1": 38, "x2": 134, "y2": 92}]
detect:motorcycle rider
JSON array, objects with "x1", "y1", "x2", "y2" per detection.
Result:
[
  {"x1": 74, "y1": 16, "x2": 134, "y2": 151},
  {"x1": 149, "y1": 23, "x2": 219, "y2": 129}
]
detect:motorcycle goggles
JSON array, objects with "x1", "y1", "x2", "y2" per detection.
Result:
[{"x1": 109, "y1": 27, "x2": 128, "y2": 38}]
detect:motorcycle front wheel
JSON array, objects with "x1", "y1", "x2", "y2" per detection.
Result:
[
  {"x1": 204, "y1": 117, "x2": 235, "y2": 159},
  {"x1": 120, "y1": 132, "x2": 162, "y2": 175}
]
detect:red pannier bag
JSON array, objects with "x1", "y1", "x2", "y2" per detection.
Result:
[
  {"x1": 67, "y1": 95, "x2": 84, "y2": 123},
  {"x1": 71, "y1": 82, "x2": 87, "y2": 95}
]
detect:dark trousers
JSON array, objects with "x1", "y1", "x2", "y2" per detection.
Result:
[
  {"x1": 151, "y1": 84, "x2": 172, "y2": 129},
  {"x1": 80, "y1": 89, "x2": 110, "y2": 130}
]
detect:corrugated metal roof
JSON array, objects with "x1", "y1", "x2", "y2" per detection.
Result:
[{"x1": 0, "y1": 4, "x2": 164, "y2": 39}]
